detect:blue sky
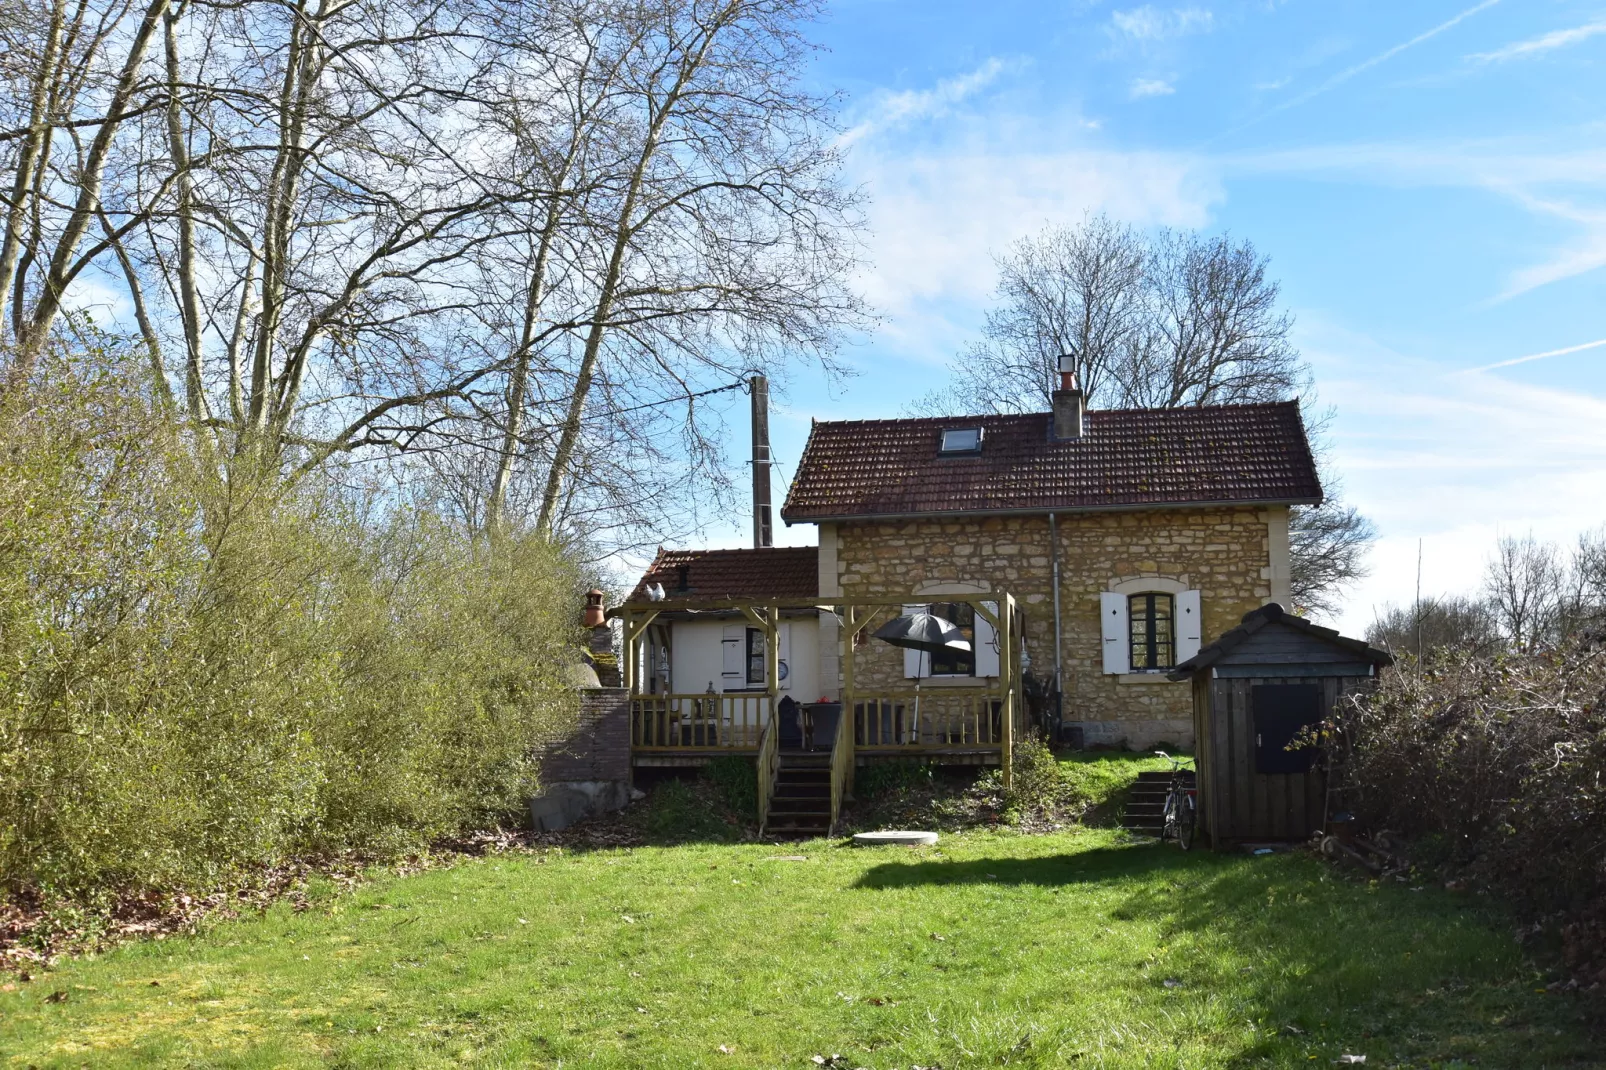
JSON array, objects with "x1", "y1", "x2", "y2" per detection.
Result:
[{"x1": 694, "y1": 0, "x2": 1606, "y2": 637}]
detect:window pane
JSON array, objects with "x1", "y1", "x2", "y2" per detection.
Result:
[
  {"x1": 1127, "y1": 593, "x2": 1176, "y2": 671},
  {"x1": 746, "y1": 629, "x2": 766, "y2": 685},
  {"x1": 939, "y1": 428, "x2": 982, "y2": 453},
  {"x1": 1152, "y1": 596, "x2": 1174, "y2": 668},
  {"x1": 1129, "y1": 597, "x2": 1150, "y2": 669}
]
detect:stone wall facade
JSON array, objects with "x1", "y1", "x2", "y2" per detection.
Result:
[{"x1": 825, "y1": 506, "x2": 1289, "y2": 750}]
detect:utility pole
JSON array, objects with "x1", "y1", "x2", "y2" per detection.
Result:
[
  {"x1": 750, "y1": 374, "x2": 773, "y2": 548},
  {"x1": 1415, "y1": 538, "x2": 1423, "y2": 660}
]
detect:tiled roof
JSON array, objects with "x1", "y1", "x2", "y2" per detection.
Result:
[
  {"x1": 781, "y1": 402, "x2": 1322, "y2": 522},
  {"x1": 626, "y1": 546, "x2": 818, "y2": 603},
  {"x1": 1168, "y1": 603, "x2": 1393, "y2": 680}
]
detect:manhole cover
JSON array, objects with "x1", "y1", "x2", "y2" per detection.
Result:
[{"x1": 851, "y1": 830, "x2": 938, "y2": 846}]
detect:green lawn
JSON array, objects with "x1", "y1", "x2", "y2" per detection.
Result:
[{"x1": 1, "y1": 828, "x2": 1597, "y2": 1068}]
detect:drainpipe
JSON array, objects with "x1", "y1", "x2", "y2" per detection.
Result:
[{"x1": 1049, "y1": 512, "x2": 1064, "y2": 737}]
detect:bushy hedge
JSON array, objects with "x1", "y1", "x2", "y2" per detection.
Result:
[
  {"x1": 1333, "y1": 645, "x2": 1606, "y2": 978},
  {"x1": 0, "y1": 342, "x2": 582, "y2": 897}
]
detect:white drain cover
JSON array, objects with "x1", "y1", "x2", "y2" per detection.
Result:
[{"x1": 852, "y1": 830, "x2": 939, "y2": 846}]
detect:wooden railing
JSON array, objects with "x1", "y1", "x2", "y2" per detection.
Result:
[
  {"x1": 846, "y1": 689, "x2": 1006, "y2": 750},
  {"x1": 755, "y1": 701, "x2": 781, "y2": 836},
  {"x1": 630, "y1": 693, "x2": 772, "y2": 750},
  {"x1": 827, "y1": 699, "x2": 854, "y2": 835}
]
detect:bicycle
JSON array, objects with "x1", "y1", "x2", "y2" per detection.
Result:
[{"x1": 1154, "y1": 750, "x2": 1197, "y2": 851}]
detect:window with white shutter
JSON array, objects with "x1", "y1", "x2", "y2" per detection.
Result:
[
  {"x1": 1100, "y1": 592, "x2": 1129, "y2": 675},
  {"x1": 1176, "y1": 590, "x2": 1202, "y2": 664},
  {"x1": 721, "y1": 624, "x2": 744, "y2": 688}
]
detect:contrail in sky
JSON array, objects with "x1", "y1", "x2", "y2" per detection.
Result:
[
  {"x1": 1213, "y1": 1, "x2": 1501, "y2": 142},
  {"x1": 1271, "y1": 0, "x2": 1502, "y2": 116},
  {"x1": 1470, "y1": 337, "x2": 1606, "y2": 372}
]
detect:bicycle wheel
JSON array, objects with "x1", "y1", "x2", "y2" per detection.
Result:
[{"x1": 1176, "y1": 794, "x2": 1196, "y2": 851}]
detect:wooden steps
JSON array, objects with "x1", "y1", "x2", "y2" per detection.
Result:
[
  {"x1": 765, "y1": 753, "x2": 832, "y2": 838},
  {"x1": 1120, "y1": 769, "x2": 1195, "y2": 835}
]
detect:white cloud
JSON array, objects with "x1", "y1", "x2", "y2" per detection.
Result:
[
  {"x1": 1469, "y1": 19, "x2": 1606, "y2": 63},
  {"x1": 851, "y1": 140, "x2": 1219, "y2": 341},
  {"x1": 838, "y1": 58, "x2": 1013, "y2": 148},
  {"x1": 1230, "y1": 138, "x2": 1606, "y2": 297},
  {"x1": 1110, "y1": 5, "x2": 1214, "y2": 42},
  {"x1": 1130, "y1": 78, "x2": 1176, "y2": 98},
  {"x1": 1300, "y1": 331, "x2": 1606, "y2": 635}
]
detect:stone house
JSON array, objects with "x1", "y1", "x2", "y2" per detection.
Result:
[{"x1": 625, "y1": 375, "x2": 1321, "y2": 751}]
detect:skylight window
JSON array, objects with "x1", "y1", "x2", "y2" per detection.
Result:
[{"x1": 939, "y1": 427, "x2": 983, "y2": 455}]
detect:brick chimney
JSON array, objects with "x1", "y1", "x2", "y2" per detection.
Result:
[{"x1": 1051, "y1": 353, "x2": 1085, "y2": 441}]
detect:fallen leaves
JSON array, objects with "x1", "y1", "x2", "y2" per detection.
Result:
[{"x1": 43, "y1": 990, "x2": 68, "y2": 1003}]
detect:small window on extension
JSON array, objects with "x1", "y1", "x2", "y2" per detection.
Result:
[{"x1": 939, "y1": 427, "x2": 983, "y2": 455}]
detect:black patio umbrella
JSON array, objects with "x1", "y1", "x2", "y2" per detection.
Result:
[{"x1": 872, "y1": 612, "x2": 971, "y2": 656}]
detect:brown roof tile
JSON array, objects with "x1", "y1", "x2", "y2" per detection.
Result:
[
  {"x1": 626, "y1": 546, "x2": 818, "y2": 603},
  {"x1": 781, "y1": 402, "x2": 1322, "y2": 522}
]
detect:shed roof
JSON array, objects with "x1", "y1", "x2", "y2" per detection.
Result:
[
  {"x1": 1168, "y1": 603, "x2": 1393, "y2": 680},
  {"x1": 625, "y1": 546, "x2": 818, "y2": 604},
  {"x1": 781, "y1": 401, "x2": 1322, "y2": 522}
]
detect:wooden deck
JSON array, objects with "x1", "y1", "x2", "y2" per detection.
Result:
[
  {"x1": 620, "y1": 593, "x2": 1025, "y2": 824},
  {"x1": 629, "y1": 691, "x2": 1006, "y2": 766}
]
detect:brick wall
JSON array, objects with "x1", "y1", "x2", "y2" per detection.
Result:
[
  {"x1": 536, "y1": 687, "x2": 630, "y2": 784},
  {"x1": 832, "y1": 507, "x2": 1281, "y2": 749}
]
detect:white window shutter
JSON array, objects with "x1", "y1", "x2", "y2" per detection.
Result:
[
  {"x1": 902, "y1": 604, "x2": 928, "y2": 679},
  {"x1": 721, "y1": 624, "x2": 744, "y2": 686},
  {"x1": 1100, "y1": 592, "x2": 1129, "y2": 675},
  {"x1": 1176, "y1": 590, "x2": 1202, "y2": 664},
  {"x1": 974, "y1": 600, "x2": 1000, "y2": 678},
  {"x1": 777, "y1": 622, "x2": 792, "y2": 691}
]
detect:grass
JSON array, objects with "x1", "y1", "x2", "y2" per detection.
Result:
[{"x1": 1, "y1": 826, "x2": 1597, "y2": 1068}]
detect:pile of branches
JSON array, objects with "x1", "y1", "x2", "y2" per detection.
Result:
[{"x1": 1329, "y1": 643, "x2": 1606, "y2": 984}]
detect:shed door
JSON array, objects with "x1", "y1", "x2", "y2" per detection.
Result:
[{"x1": 1252, "y1": 684, "x2": 1321, "y2": 774}]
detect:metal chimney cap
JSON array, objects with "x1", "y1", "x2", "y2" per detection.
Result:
[{"x1": 1057, "y1": 352, "x2": 1078, "y2": 373}]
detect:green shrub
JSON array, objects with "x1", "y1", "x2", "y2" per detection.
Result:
[
  {"x1": 1000, "y1": 737, "x2": 1067, "y2": 818},
  {"x1": 0, "y1": 337, "x2": 583, "y2": 897},
  {"x1": 703, "y1": 756, "x2": 758, "y2": 814},
  {"x1": 854, "y1": 758, "x2": 934, "y2": 799},
  {"x1": 642, "y1": 779, "x2": 737, "y2": 841}
]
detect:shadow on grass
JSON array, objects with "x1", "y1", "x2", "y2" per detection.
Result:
[
  {"x1": 855, "y1": 840, "x2": 1601, "y2": 1066},
  {"x1": 852, "y1": 841, "x2": 1214, "y2": 889}
]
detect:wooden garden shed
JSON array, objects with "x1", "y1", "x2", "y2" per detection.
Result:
[{"x1": 1168, "y1": 603, "x2": 1392, "y2": 847}]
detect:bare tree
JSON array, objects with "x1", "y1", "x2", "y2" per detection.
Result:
[
  {"x1": 912, "y1": 214, "x2": 1372, "y2": 616},
  {"x1": 2, "y1": 0, "x2": 866, "y2": 553},
  {"x1": 917, "y1": 214, "x2": 1145, "y2": 414},
  {"x1": 1119, "y1": 228, "x2": 1306, "y2": 408},
  {"x1": 1484, "y1": 533, "x2": 1565, "y2": 652},
  {"x1": 530, "y1": 0, "x2": 864, "y2": 539},
  {"x1": 1366, "y1": 595, "x2": 1500, "y2": 658},
  {"x1": 1290, "y1": 499, "x2": 1376, "y2": 618}
]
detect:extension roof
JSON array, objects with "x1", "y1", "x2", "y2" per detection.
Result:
[
  {"x1": 625, "y1": 546, "x2": 818, "y2": 604},
  {"x1": 1167, "y1": 603, "x2": 1394, "y2": 680},
  {"x1": 780, "y1": 401, "x2": 1322, "y2": 523}
]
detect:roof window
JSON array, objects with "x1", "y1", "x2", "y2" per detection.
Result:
[{"x1": 939, "y1": 427, "x2": 983, "y2": 455}]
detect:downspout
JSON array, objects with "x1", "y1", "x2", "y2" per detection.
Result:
[{"x1": 1050, "y1": 512, "x2": 1064, "y2": 737}]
